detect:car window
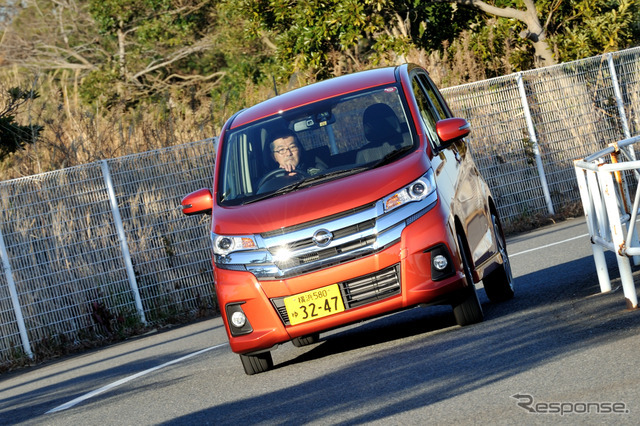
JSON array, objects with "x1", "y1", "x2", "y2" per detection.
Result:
[
  {"x1": 418, "y1": 74, "x2": 450, "y2": 120},
  {"x1": 411, "y1": 73, "x2": 453, "y2": 150},
  {"x1": 412, "y1": 77, "x2": 440, "y2": 147}
]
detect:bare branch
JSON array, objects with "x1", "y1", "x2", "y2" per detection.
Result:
[
  {"x1": 130, "y1": 39, "x2": 215, "y2": 82},
  {"x1": 2, "y1": 35, "x2": 99, "y2": 71},
  {"x1": 544, "y1": 0, "x2": 560, "y2": 28},
  {"x1": 161, "y1": 71, "x2": 226, "y2": 83},
  {"x1": 260, "y1": 31, "x2": 278, "y2": 51},
  {"x1": 432, "y1": 0, "x2": 528, "y2": 21}
]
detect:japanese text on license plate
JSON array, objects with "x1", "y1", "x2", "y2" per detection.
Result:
[{"x1": 283, "y1": 284, "x2": 345, "y2": 326}]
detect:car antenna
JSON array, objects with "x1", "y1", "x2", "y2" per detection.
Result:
[{"x1": 272, "y1": 76, "x2": 278, "y2": 96}]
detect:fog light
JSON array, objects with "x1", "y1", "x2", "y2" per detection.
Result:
[
  {"x1": 226, "y1": 303, "x2": 252, "y2": 336},
  {"x1": 429, "y1": 245, "x2": 454, "y2": 281},
  {"x1": 231, "y1": 311, "x2": 247, "y2": 328},
  {"x1": 433, "y1": 254, "x2": 448, "y2": 271}
]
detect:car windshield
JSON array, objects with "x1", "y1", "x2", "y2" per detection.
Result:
[{"x1": 218, "y1": 85, "x2": 417, "y2": 206}]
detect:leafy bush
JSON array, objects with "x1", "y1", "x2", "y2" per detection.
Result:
[{"x1": 0, "y1": 87, "x2": 43, "y2": 160}]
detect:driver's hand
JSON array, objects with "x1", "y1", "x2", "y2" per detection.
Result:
[{"x1": 280, "y1": 162, "x2": 297, "y2": 173}]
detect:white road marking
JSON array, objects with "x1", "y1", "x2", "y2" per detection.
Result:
[
  {"x1": 46, "y1": 343, "x2": 228, "y2": 414},
  {"x1": 509, "y1": 233, "x2": 590, "y2": 258}
]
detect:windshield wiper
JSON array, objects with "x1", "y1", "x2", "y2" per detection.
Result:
[
  {"x1": 243, "y1": 167, "x2": 368, "y2": 204},
  {"x1": 296, "y1": 166, "x2": 368, "y2": 188},
  {"x1": 372, "y1": 145, "x2": 413, "y2": 169},
  {"x1": 244, "y1": 182, "x2": 302, "y2": 204}
]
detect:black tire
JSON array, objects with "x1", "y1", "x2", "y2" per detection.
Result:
[
  {"x1": 483, "y1": 211, "x2": 514, "y2": 303},
  {"x1": 240, "y1": 352, "x2": 273, "y2": 375},
  {"x1": 452, "y1": 233, "x2": 484, "y2": 326},
  {"x1": 292, "y1": 333, "x2": 320, "y2": 347}
]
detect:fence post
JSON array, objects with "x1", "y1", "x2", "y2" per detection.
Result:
[
  {"x1": 516, "y1": 72, "x2": 555, "y2": 215},
  {"x1": 606, "y1": 51, "x2": 640, "y2": 265},
  {"x1": 100, "y1": 160, "x2": 147, "y2": 325},
  {"x1": 607, "y1": 53, "x2": 633, "y2": 147},
  {"x1": 0, "y1": 225, "x2": 33, "y2": 358}
]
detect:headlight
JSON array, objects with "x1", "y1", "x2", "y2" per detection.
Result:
[
  {"x1": 211, "y1": 233, "x2": 257, "y2": 256},
  {"x1": 383, "y1": 169, "x2": 436, "y2": 212}
]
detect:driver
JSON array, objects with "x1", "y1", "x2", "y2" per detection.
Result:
[{"x1": 270, "y1": 130, "x2": 325, "y2": 176}]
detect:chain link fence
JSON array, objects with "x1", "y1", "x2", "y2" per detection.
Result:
[
  {"x1": 0, "y1": 139, "x2": 216, "y2": 364},
  {"x1": 442, "y1": 47, "x2": 640, "y2": 223},
  {"x1": 1, "y1": 47, "x2": 639, "y2": 365}
]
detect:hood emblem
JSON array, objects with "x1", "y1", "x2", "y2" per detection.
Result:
[{"x1": 312, "y1": 229, "x2": 333, "y2": 247}]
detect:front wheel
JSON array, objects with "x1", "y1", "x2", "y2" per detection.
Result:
[
  {"x1": 483, "y1": 211, "x2": 514, "y2": 303},
  {"x1": 240, "y1": 352, "x2": 273, "y2": 375},
  {"x1": 452, "y1": 233, "x2": 484, "y2": 326}
]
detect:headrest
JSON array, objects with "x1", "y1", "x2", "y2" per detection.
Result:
[{"x1": 362, "y1": 103, "x2": 402, "y2": 144}]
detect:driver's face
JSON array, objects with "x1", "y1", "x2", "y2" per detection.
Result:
[{"x1": 272, "y1": 136, "x2": 300, "y2": 172}]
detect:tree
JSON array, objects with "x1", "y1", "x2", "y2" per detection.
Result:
[
  {"x1": 434, "y1": 0, "x2": 556, "y2": 67},
  {"x1": 0, "y1": 87, "x2": 43, "y2": 160},
  {"x1": 543, "y1": 0, "x2": 640, "y2": 62},
  {"x1": 238, "y1": 0, "x2": 473, "y2": 80},
  {"x1": 435, "y1": 0, "x2": 640, "y2": 68},
  {"x1": 1, "y1": 0, "x2": 227, "y2": 107},
  {"x1": 85, "y1": 0, "x2": 224, "y2": 105}
]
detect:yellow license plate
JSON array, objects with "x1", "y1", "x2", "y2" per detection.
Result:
[{"x1": 284, "y1": 284, "x2": 345, "y2": 326}]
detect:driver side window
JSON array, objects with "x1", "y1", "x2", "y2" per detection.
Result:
[{"x1": 412, "y1": 73, "x2": 449, "y2": 150}]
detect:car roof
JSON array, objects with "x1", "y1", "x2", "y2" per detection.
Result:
[{"x1": 229, "y1": 65, "x2": 403, "y2": 129}]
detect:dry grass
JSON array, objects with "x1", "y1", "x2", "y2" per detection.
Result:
[
  {"x1": 503, "y1": 201, "x2": 584, "y2": 236},
  {"x1": 0, "y1": 66, "x2": 222, "y2": 180}
]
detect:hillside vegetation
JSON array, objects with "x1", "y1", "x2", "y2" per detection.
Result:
[{"x1": 0, "y1": 0, "x2": 638, "y2": 180}]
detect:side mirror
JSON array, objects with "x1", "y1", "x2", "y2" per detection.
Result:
[
  {"x1": 181, "y1": 188, "x2": 213, "y2": 215},
  {"x1": 436, "y1": 118, "x2": 470, "y2": 145}
]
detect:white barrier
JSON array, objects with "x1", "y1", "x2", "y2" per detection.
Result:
[{"x1": 574, "y1": 135, "x2": 640, "y2": 309}]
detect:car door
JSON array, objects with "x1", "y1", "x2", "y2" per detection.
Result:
[{"x1": 410, "y1": 70, "x2": 493, "y2": 268}]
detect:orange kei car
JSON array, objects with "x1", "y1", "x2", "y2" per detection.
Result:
[{"x1": 182, "y1": 64, "x2": 514, "y2": 375}]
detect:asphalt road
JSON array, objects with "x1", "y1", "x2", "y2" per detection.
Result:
[{"x1": 2, "y1": 217, "x2": 640, "y2": 425}]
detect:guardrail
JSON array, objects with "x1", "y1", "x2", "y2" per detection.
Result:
[{"x1": 574, "y1": 135, "x2": 640, "y2": 309}]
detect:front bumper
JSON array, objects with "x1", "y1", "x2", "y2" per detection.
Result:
[{"x1": 216, "y1": 202, "x2": 467, "y2": 355}]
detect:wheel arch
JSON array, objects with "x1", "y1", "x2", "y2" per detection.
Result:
[
  {"x1": 453, "y1": 216, "x2": 477, "y2": 285},
  {"x1": 488, "y1": 197, "x2": 505, "y2": 241}
]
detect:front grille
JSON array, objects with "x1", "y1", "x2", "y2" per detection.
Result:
[
  {"x1": 269, "y1": 219, "x2": 376, "y2": 261},
  {"x1": 275, "y1": 234, "x2": 377, "y2": 270},
  {"x1": 229, "y1": 186, "x2": 437, "y2": 280},
  {"x1": 271, "y1": 264, "x2": 401, "y2": 326},
  {"x1": 342, "y1": 264, "x2": 401, "y2": 308}
]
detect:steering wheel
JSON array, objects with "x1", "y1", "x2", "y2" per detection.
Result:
[{"x1": 258, "y1": 168, "x2": 309, "y2": 190}]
